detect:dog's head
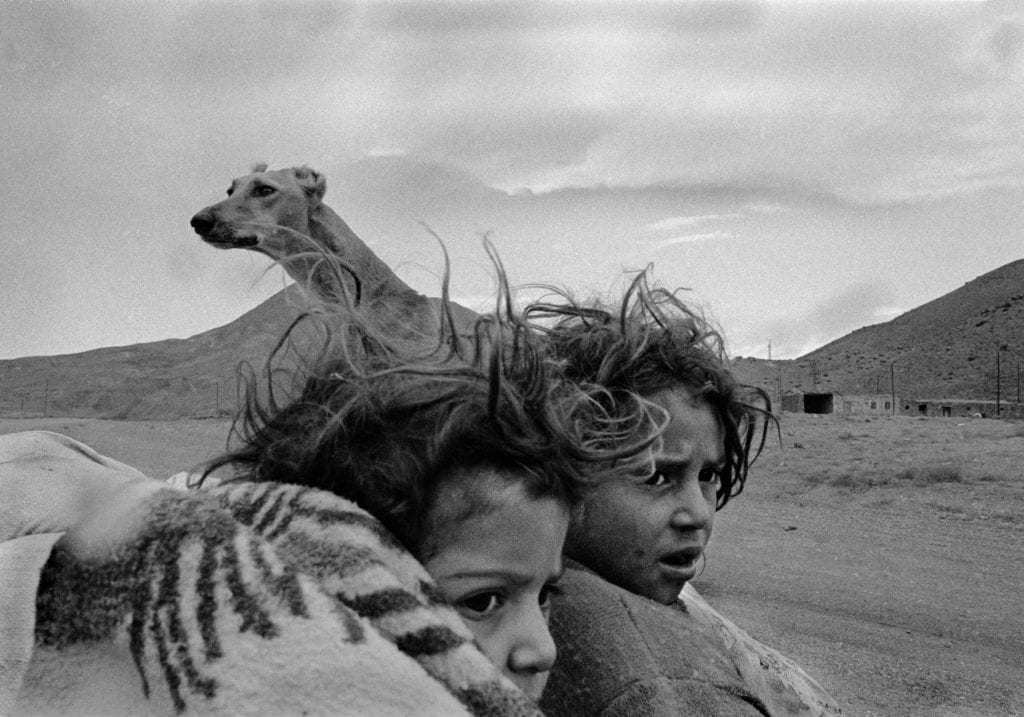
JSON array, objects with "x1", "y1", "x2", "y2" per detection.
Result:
[{"x1": 190, "y1": 165, "x2": 327, "y2": 253}]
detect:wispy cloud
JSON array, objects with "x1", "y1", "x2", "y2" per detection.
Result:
[
  {"x1": 758, "y1": 283, "x2": 900, "y2": 359},
  {"x1": 653, "y1": 231, "x2": 734, "y2": 248},
  {"x1": 746, "y1": 201, "x2": 787, "y2": 214},
  {"x1": 366, "y1": 147, "x2": 409, "y2": 158},
  {"x1": 644, "y1": 214, "x2": 744, "y2": 232},
  {"x1": 0, "y1": 2, "x2": 1020, "y2": 361}
]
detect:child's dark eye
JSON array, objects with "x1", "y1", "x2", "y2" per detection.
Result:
[
  {"x1": 539, "y1": 583, "x2": 563, "y2": 611},
  {"x1": 644, "y1": 471, "x2": 670, "y2": 487},
  {"x1": 457, "y1": 592, "x2": 503, "y2": 618},
  {"x1": 699, "y1": 467, "x2": 724, "y2": 484}
]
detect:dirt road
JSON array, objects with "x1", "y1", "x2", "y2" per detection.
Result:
[
  {"x1": 4, "y1": 414, "x2": 1021, "y2": 715},
  {"x1": 698, "y1": 415, "x2": 1024, "y2": 716}
]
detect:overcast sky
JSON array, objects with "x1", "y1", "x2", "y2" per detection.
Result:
[{"x1": 2, "y1": 0, "x2": 1022, "y2": 361}]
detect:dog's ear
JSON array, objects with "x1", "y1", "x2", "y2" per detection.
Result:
[{"x1": 293, "y1": 166, "x2": 327, "y2": 202}]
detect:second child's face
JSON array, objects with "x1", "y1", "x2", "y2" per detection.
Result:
[
  {"x1": 423, "y1": 479, "x2": 568, "y2": 702},
  {"x1": 565, "y1": 387, "x2": 724, "y2": 605}
]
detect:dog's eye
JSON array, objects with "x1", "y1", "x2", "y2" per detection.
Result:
[{"x1": 253, "y1": 185, "x2": 276, "y2": 197}]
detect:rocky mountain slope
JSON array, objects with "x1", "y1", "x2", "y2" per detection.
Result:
[
  {"x1": 0, "y1": 286, "x2": 310, "y2": 419},
  {"x1": 4, "y1": 259, "x2": 1023, "y2": 419},
  {"x1": 733, "y1": 259, "x2": 1024, "y2": 403}
]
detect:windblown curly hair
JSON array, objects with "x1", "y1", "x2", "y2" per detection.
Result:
[
  {"x1": 525, "y1": 268, "x2": 773, "y2": 510},
  {"x1": 205, "y1": 248, "x2": 658, "y2": 555}
]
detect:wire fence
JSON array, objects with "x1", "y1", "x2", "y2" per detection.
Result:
[{"x1": 0, "y1": 377, "x2": 244, "y2": 420}]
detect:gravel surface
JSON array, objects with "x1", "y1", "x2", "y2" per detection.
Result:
[
  {"x1": 697, "y1": 414, "x2": 1024, "y2": 716},
  {"x1": 4, "y1": 414, "x2": 1021, "y2": 715}
]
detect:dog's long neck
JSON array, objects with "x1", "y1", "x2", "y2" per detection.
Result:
[
  {"x1": 276, "y1": 198, "x2": 477, "y2": 338},
  {"x1": 309, "y1": 203, "x2": 424, "y2": 304}
]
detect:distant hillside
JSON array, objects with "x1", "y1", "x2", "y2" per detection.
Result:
[
  {"x1": 734, "y1": 259, "x2": 1024, "y2": 403},
  {"x1": 5, "y1": 258, "x2": 1023, "y2": 419},
  {"x1": 0, "y1": 286, "x2": 309, "y2": 419},
  {"x1": 0, "y1": 284, "x2": 478, "y2": 420}
]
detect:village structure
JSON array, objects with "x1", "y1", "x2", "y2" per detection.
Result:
[{"x1": 780, "y1": 391, "x2": 1024, "y2": 419}]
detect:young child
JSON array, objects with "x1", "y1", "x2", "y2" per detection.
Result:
[
  {"x1": 527, "y1": 269, "x2": 843, "y2": 716},
  {"x1": 203, "y1": 265, "x2": 656, "y2": 703}
]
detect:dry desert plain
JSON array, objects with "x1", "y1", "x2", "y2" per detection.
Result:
[{"x1": 2, "y1": 412, "x2": 1022, "y2": 716}]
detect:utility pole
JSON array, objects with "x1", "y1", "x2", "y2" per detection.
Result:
[
  {"x1": 996, "y1": 347, "x2": 1001, "y2": 417},
  {"x1": 778, "y1": 367, "x2": 784, "y2": 412},
  {"x1": 890, "y1": 360, "x2": 897, "y2": 416},
  {"x1": 768, "y1": 339, "x2": 772, "y2": 361},
  {"x1": 43, "y1": 380, "x2": 48, "y2": 418}
]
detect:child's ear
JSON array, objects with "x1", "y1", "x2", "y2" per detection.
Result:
[{"x1": 293, "y1": 166, "x2": 327, "y2": 202}]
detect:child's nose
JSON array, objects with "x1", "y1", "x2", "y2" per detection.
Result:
[
  {"x1": 669, "y1": 478, "x2": 712, "y2": 530},
  {"x1": 507, "y1": 606, "x2": 557, "y2": 675}
]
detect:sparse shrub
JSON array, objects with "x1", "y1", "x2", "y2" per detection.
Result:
[
  {"x1": 801, "y1": 473, "x2": 828, "y2": 487},
  {"x1": 828, "y1": 473, "x2": 861, "y2": 489},
  {"x1": 975, "y1": 473, "x2": 1003, "y2": 482},
  {"x1": 1006, "y1": 423, "x2": 1024, "y2": 438},
  {"x1": 897, "y1": 466, "x2": 964, "y2": 484},
  {"x1": 827, "y1": 472, "x2": 891, "y2": 489}
]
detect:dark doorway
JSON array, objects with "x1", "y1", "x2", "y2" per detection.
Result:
[{"x1": 803, "y1": 393, "x2": 834, "y2": 414}]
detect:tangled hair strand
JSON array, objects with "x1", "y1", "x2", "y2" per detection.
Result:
[
  {"x1": 205, "y1": 247, "x2": 658, "y2": 554},
  {"x1": 525, "y1": 267, "x2": 774, "y2": 510}
]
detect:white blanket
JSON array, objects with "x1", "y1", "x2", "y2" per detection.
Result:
[{"x1": 1, "y1": 431, "x2": 539, "y2": 716}]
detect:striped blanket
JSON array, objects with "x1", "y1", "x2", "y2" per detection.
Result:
[{"x1": 1, "y1": 431, "x2": 539, "y2": 716}]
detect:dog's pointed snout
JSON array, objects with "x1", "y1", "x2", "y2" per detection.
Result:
[{"x1": 190, "y1": 211, "x2": 215, "y2": 235}]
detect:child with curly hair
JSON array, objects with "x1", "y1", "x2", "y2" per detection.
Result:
[
  {"x1": 203, "y1": 255, "x2": 658, "y2": 706},
  {"x1": 527, "y1": 269, "x2": 842, "y2": 716}
]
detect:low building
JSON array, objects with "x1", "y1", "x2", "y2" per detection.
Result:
[
  {"x1": 780, "y1": 392, "x2": 805, "y2": 413},
  {"x1": 901, "y1": 398, "x2": 1024, "y2": 419},
  {"x1": 780, "y1": 392, "x2": 895, "y2": 416},
  {"x1": 781, "y1": 391, "x2": 1023, "y2": 418},
  {"x1": 837, "y1": 393, "x2": 896, "y2": 416}
]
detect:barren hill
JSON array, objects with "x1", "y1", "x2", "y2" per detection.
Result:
[
  {"x1": 0, "y1": 284, "x2": 477, "y2": 420},
  {"x1": 0, "y1": 286, "x2": 310, "y2": 420},
  {"x1": 734, "y1": 259, "x2": 1024, "y2": 403},
  {"x1": 4, "y1": 259, "x2": 1023, "y2": 419}
]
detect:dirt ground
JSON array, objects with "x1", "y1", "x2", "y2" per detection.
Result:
[
  {"x1": 3, "y1": 414, "x2": 1021, "y2": 715},
  {"x1": 0, "y1": 417, "x2": 234, "y2": 480},
  {"x1": 700, "y1": 413, "x2": 1024, "y2": 717}
]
